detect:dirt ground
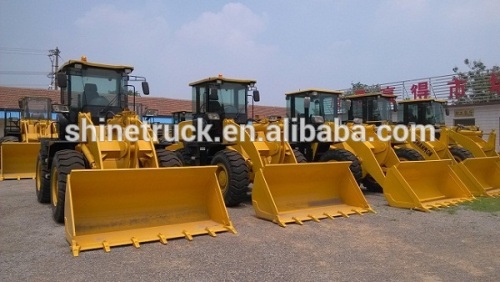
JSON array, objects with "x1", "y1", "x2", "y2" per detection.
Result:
[{"x1": 1, "y1": 179, "x2": 499, "y2": 282}]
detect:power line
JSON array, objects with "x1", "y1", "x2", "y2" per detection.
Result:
[
  {"x1": 0, "y1": 71, "x2": 48, "y2": 75},
  {"x1": 0, "y1": 47, "x2": 47, "y2": 55}
]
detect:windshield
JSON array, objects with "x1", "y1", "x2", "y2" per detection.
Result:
[
  {"x1": 399, "y1": 101, "x2": 446, "y2": 125},
  {"x1": 68, "y1": 67, "x2": 126, "y2": 110},
  {"x1": 22, "y1": 98, "x2": 51, "y2": 120},
  {"x1": 431, "y1": 102, "x2": 446, "y2": 124},
  {"x1": 193, "y1": 82, "x2": 248, "y2": 122},
  {"x1": 368, "y1": 97, "x2": 392, "y2": 121},
  {"x1": 287, "y1": 93, "x2": 338, "y2": 121}
]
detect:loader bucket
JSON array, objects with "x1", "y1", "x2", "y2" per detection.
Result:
[
  {"x1": 252, "y1": 162, "x2": 373, "y2": 227},
  {"x1": 0, "y1": 142, "x2": 39, "y2": 180},
  {"x1": 65, "y1": 166, "x2": 236, "y2": 256},
  {"x1": 383, "y1": 160, "x2": 474, "y2": 211},
  {"x1": 451, "y1": 156, "x2": 500, "y2": 197}
]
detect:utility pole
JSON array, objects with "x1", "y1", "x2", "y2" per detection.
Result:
[{"x1": 49, "y1": 47, "x2": 60, "y2": 90}]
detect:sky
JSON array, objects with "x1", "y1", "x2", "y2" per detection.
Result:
[{"x1": 0, "y1": 0, "x2": 499, "y2": 106}]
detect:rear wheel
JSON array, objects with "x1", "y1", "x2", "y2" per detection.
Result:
[
  {"x1": 394, "y1": 148, "x2": 424, "y2": 161},
  {"x1": 50, "y1": 150, "x2": 86, "y2": 223},
  {"x1": 175, "y1": 148, "x2": 193, "y2": 166},
  {"x1": 319, "y1": 149, "x2": 362, "y2": 184},
  {"x1": 36, "y1": 153, "x2": 50, "y2": 203},
  {"x1": 0, "y1": 136, "x2": 19, "y2": 143},
  {"x1": 293, "y1": 149, "x2": 307, "y2": 163},
  {"x1": 449, "y1": 146, "x2": 473, "y2": 162},
  {"x1": 211, "y1": 149, "x2": 249, "y2": 207},
  {"x1": 362, "y1": 176, "x2": 382, "y2": 193},
  {"x1": 157, "y1": 149, "x2": 182, "y2": 167}
]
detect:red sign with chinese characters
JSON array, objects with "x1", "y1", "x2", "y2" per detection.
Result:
[
  {"x1": 448, "y1": 77, "x2": 466, "y2": 99},
  {"x1": 411, "y1": 82, "x2": 429, "y2": 99}
]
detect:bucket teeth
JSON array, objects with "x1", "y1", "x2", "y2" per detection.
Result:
[
  {"x1": 352, "y1": 209, "x2": 363, "y2": 215},
  {"x1": 205, "y1": 227, "x2": 217, "y2": 237},
  {"x1": 224, "y1": 225, "x2": 238, "y2": 234},
  {"x1": 158, "y1": 233, "x2": 168, "y2": 245},
  {"x1": 338, "y1": 211, "x2": 349, "y2": 218},
  {"x1": 131, "y1": 237, "x2": 140, "y2": 248},
  {"x1": 71, "y1": 240, "x2": 81, "y2": 257},
  {"x1": 292, "y1": 217, "x2": 304, "y2": 225},
  {"x1": 323, "y1": 213, "x2": 334, "y2": 220},
  {"x1": 102, "y1": 241, "x2": 111, "y2": 253},
  {"x1": 183, "y1": 231, "x2": 193, "y2": 241},
  {"x1": 308, "y1": 215, "x2": 320, "y2": 222}
]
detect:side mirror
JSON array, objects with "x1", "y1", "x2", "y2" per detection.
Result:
[
  {"x1": 56, "y1": 73, "x2": 67, "y2": 88},
  {"x1": 343, "y1": 100, "x2": 352, "y2": 110},
  {"x1": 304, "y1": 96, "x2": 311, "y2": 109},
  {"x1": 209, "y1": 88, "x2": 219, "y2": 100},
  {"x1": 142, "y1": 81, "x2": 150, "y2": 95},
  {"x1": 392, "y1": 100, "x2": 398, "y2": 112},
  {"x1": 253, "y1": 90, "x2": 260, "y2": 102},
  {"x1": 445, "y1": 107, "x2": 450, "y2": 116}
]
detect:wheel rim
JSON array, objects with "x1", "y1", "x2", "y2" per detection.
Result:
[
  {"x1": 215, "y1": 164, "x2": 229, "y2": 194},
  {"x1": 50, "y1": 167, "x2": 58, "y2": 207}
]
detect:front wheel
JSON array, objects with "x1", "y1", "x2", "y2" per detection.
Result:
[
  {"x1": 394, "y1": 148, "x2": 424, "y2": 161},
  {"x1": 449, "y1": 146, "x2": 473, "y2": 162},
  {"x1": 211, "y1": 149, "x2": 250, "y2": 207},
  {"x1": 35, "y1": 154, "x2": 50, "y2": 203},
  {"x1": 319, "y1": 149, "x2": 362, "y2": 184},
  {"x1": 157, "y1": 149, "x2": 182, "y2": 167},
  {"x1": 50, "y1": 150, "x2": 86, "y2": 223}
]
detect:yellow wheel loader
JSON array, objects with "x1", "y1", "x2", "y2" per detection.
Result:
[
  {"x1": 395, "y1": 98, "x2": 500, "y2": 197},
  {"x1": 330, "y1": 93, "x2": 474, "y2": 211},
  {"x1": 37, "y1": 59, "x2": 235, "y2": 256},
  {"x1": 167, "y1": 76, "x2": 372, "y2": 227},
  {"x1": 283, "y1": 89, "x2": 363, "y2": 183},
  {"x1": 0, "y1": 97, "x2": 57, "y2": 180}
]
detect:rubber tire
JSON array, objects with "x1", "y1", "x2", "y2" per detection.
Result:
[
  {"x1": 318, "y1": 149, "x2": 362, "y2": 184},
  {"x1": 0, "y1": 136, "x2": 19, "y2": 143},
  {"x1": 36, "y1": 153, "x2": 50, "y2": 203},
  {"x1": 293, "y1": 149, "x2": 307, "y2": 163},
  {"x1": 157, "y1": 149, "x2": 182, "y2": 167},
  {"x1": 211, "y1": 149, "x2": 249, "y2": 207},
  {"x1": 363, "y1": 176, "x2": 382, "y2": 193},
  {"x1": 449, "y1": 146, "x2": 473, "y2": 163},
  {"x1": 176, "y1": 148, "x2": 193, "y2": 166},
  {"x1": 50, "y1": 150, "x2": 86, "y2": 223},
  {"x1": 394, "y1": 148, "x2": 424, "y2": 161}
]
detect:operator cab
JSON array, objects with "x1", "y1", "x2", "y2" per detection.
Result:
[
  {"x1": 343, "y1": 92, "x2": 397, "y2": 125},
  {"x1": 397, "y1": 98, "x2": 448, "y2": 127},
  {"x1": 286, "y1": 88, "x2": 342, "y2": 124},
  {"x1": 55, "y1": 57, "x2": 149, "y2": 126},
  {"x1": 190, "y1": 75, "x2": 260, "y2": 139}
]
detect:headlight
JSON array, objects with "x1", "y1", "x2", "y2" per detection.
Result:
[
  {"x1": 207, "y1": 112, "x2": 220, "y2": 120},
  {"x1": 310, "y1": 115, "x2": 324, "y2": 124},
  {"x1": 52, "y1": 104, "x2": 69, "y2": 113}
]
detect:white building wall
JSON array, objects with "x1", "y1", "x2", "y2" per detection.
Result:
[{"x1": 445, "y1": 104, "x2": 500, "y2": 150}]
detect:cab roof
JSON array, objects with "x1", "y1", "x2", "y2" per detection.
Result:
[
  {"x1": 189, "y1": 75, "x2": 257, "y2": 87},
  {"x1": 285, "y1": 88, "x2": 343, "y2": 96},
  {"x1": 59, "y1": 59, "x2": 134, "y2": 72},
  {"x1": 342, "y1": 92, "x2": 397, "y2": 100},
  {"x1": 397, "y1": 98, "x2": 447, "y2": 104}
]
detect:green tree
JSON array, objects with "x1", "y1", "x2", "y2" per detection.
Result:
[
  {"x1": 345, "y1": 82, "x2": 381, "y2": 96},
  {"x1": 126, "y1": 89, "x2": 140, "y2": 97},
  {"x1": 452, "y1": 59, "x2": 500, "y2": 103}
]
